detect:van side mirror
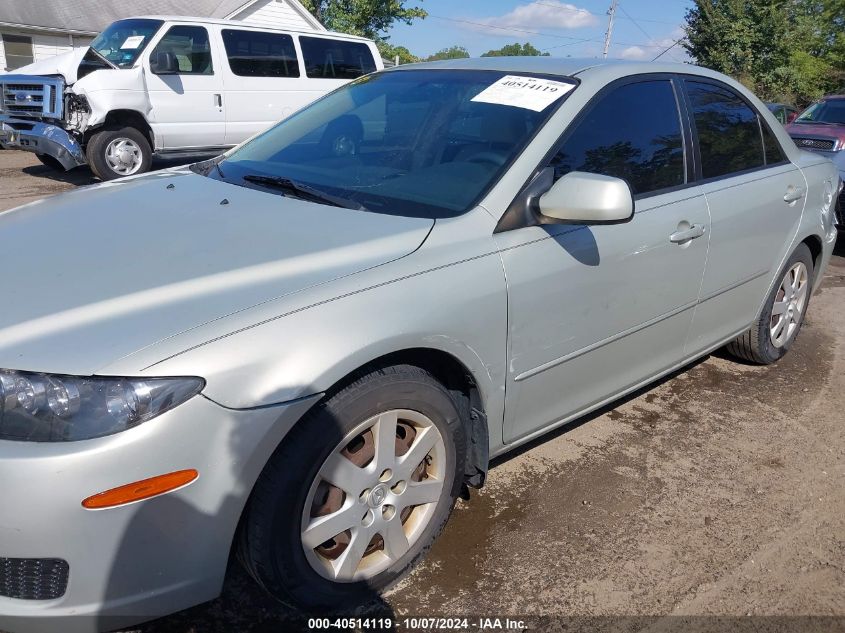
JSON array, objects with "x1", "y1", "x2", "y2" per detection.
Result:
[
  {"x1": 538, "y1": 171, "x2": 634, "y2": 224},
  {"x1": 151, "y1": 51, "x2": 179, "y2": 75}
]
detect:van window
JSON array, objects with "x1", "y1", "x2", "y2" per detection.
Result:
[
  {"x1": 686, "y1": 81, "x2": 765, "y2": 179},
  {"x1": 151, "y1": 25, "x2": 213, "y2": 75},
  {"x1": 549, "y1": 80, "x2": 685, "y2": 195},
  {"x1": 299, "y1": 37, "x2": 376, "y2": 79},
  {"x1": 222, "y1": 29, "x2": 299, "y2": 78}
]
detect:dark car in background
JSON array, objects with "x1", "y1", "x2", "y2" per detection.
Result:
[
  {"x1": 787, "y1": 95, "x2": 845, "y2": 226},
  {"x1": 767, "y1": 102, "x2": 799, "y2": 125}
]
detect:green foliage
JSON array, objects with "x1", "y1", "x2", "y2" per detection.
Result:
[
  {"x1": 480, "y1": 42, "x2": 551, "y2": 57},
  {"x1": 425, "y1": 46, "x2": 471, "y2": 61},
  {"x1": 377, "y1": 40, "x2": 419, "y2": 64},
  {"x1": 300, "y1": 0, "x2": 427, "y2": 39},
  {"x1": 683, "y1": 0, "x2": 845, "y2": 106}
]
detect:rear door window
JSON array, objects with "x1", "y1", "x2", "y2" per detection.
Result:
[
  {"x1": 222, "y1": 29, "x2": 299, "y2": 77},
  {"x1": 686, "y1": 81, "x2": 765, "y2": 179},
  {"x1": 549, "y1": 79, "x2": 685, "y2": 196},
  {"x1": 299, "y1": 37, "x2": 376, "y2": 79}
]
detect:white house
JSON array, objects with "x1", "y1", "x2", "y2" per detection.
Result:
[{"x1": 0, "y1": 0, "x2": 325, "y2": 71}]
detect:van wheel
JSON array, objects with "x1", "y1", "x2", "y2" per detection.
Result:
[
  {"x1": 35, "y1": 154, "x2": 64, "y2": 171},
  {"x1": 726, "y1": 243, "x2": 814, "y2": 364},
  {"x1": 86, "y1": 126, "x2": 152, "y2": 180},
  {"x1": 239, "y1": 364, "x2": 465, "y2": 609}
]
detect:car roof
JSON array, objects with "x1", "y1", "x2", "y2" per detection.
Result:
[
  {"x1": 129, "y1": 15, "x2": 371, "y2": 41},
  {"x1": 385, "y1": 56, "x2": 726, "y2": 81}
]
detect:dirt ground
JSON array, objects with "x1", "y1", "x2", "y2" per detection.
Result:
[{"x1": 1, "y1": 150, "x2": 843, "y2": 632}]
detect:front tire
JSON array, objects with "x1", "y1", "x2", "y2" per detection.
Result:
[
  {"x1": 726, "y1": 243, "x2": 814, "y2": 364},
  {"x1": 86, "y1": 126, "x2": 152, "y2": 181},
  {"x1": 239, "y1": 364, "x2": 466, "y2": 610}
]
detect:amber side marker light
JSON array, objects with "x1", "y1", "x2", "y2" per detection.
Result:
[{"x1": 82, "y1": 469, "x2": 199, "y2": 509}]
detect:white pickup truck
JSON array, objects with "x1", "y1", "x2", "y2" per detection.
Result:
[{"x1": 0, "y1": 16, "x2": 381, "y2": 180}]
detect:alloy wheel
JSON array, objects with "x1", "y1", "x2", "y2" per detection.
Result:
[
  {"x1": 301, "y1": 409, "x2": 446, "y2": 582},
  {"x1": 770, "y1": 261, "x2": 809, "y2": 348}
]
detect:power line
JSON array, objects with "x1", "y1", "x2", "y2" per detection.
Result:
[
  {"x1": 617, "y1": 2, "x2": 681, "y2": 62},
  {"x1": 527, "y1": 0, "x2": 686, "y2": 26},
  {"x1": 426, "y1": 13, "x2": 681, "y2": 50},
  {"x1": 652, "y1": 37, "x2": 686, "y2": 61}
]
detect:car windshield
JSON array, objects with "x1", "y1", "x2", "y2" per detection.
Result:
[
  {"x1": 211, "y1": 69, "x2": 577, "y2": 218},
  {"x1": 794, "y1": 100, "x2": 845, "y2": 125},
  {"x1": 89, "y1": 19, "x2": 163, "y2": 68}
]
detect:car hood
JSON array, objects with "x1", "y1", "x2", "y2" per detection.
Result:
[
  {"x1": 787, "y1": 122, "x2": 845, "y2": 146},
  {"x1": 3, "y1": 48, "x2": 88, "y2": 84},
  {"x1": 0, "y1": 170, "x2": 433, "y2": 376}
]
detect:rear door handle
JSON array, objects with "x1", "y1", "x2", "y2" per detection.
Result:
[
  {"x1": 670, "y1": 223, "x2": 706, "y2": 243},
  {"x1": 783, "y1": 186, "x2": 805, "y2": 203},
  {"x1": 214, "y1": 93, "x2": 223, "y2": 109}
]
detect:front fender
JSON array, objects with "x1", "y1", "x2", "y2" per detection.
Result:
[{"x1": 110, "y1": 210, "x2": 511, "y2": 453}]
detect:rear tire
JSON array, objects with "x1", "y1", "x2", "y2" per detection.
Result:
[
  {"x1": 35, "y1": 154, "x2": 64, "y2": 171},
  {"x1": 726, "y1": 243, "x2": 814, "y2": 364},
  {"x1": 86, "y1": 126, "x2": 152, "y2": 181},
  {"x1": 239, "y1": 364, "x2": 465, "y2": 610}
]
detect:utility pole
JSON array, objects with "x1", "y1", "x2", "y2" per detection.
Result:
[{"x1": 602, "y1": 0, "x2": 618, "y2": 59}]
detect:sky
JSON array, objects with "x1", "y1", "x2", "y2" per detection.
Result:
[{"x1": 385, "y1": 0, "x2": 695, "y2": 62}]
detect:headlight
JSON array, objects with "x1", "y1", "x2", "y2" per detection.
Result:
[{"x1": 0, "y1": 370, "x2": 204, "y2": 442}]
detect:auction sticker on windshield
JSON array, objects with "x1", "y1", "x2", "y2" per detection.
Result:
[
  {"x1": 471, "y1": 75, "x2": 576, "y2": 112},
  {"x1": 121, "y1": 35, "x2": 146, "y2": 49}
]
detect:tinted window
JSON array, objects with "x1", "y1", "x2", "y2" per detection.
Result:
[
  {"x1": 687, "y1": 81, "x2": 764, "y2": 178},
  {"x1": 761, "y1": 121, "x2": 786, "y2": 164},
  {"x1": 222, "y1": 29, "x2": 299, "y2": 77},
  {"x1": 151, "y1": 26, "x2": 213, "y2": 75},
  {"x1": 300, "y1": 37, "x2": 376, "y2": 79},
  {"x1": 549, "y1": 80, "x2": 685, "y2": 195},
  {"x1": 2, "y1": 34, "x2": 33, "y2": 70}
]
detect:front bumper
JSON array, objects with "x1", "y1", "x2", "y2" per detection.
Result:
[
  {"x1": 0, "y1": 116, "x2": 86, "y2": 170},
  {"x1": 0, "y1": 392, "x2": 319, "y2": 633}
]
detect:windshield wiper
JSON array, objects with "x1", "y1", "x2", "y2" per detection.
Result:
[
  {"x1": 87, "y1": 46, "x2": 118, "y2": 69},
  {"x1": 242, "y1": 175, "x2": 365, "y2": 210}
]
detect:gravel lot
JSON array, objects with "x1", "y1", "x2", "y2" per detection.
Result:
[{"x1": 1, "y1": 150, "x2": 844, "y2": 632}]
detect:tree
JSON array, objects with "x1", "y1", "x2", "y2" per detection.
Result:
[
  {"x1": 425, "y1": 46, "x2": 470, "y2": 61},
  {"x1": 481, "y1": 42, "x2": 550, "y2": 57},
  {"x1": 683, "y1": 0, "x2": 844, "y2": 106},
  {"x1": 300, "y1": 0, "x2": 427, "y2": 39},
  {"x1": 378, "y1": 41, "x2": 419, "y2": 64}
]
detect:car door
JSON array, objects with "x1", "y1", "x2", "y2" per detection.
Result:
[
  {"x1": 220, "y1": 28, "x2": 309, "y2": 146},
  {"x1": 680, "y1": 79, "x2": 808, "y2": 355},
  {"x1": 144, "y1": 24, "x2": 226, "y2": 149},
  {"x1": 496, "y1": 77, "x2": 711, "y2": 444}
]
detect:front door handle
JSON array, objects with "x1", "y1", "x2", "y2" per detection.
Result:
[
  {"x1": 670, "y1": 223, "x2": 706, "y2": 244},
  {"x1": 214, "y1": 93, "x2": 223, "y2": 109},
  {"x1": 783, "y1": 186, "x2": 805, "y2": 203}
]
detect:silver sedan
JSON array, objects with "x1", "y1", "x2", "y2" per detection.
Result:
[{"x1": 0, "y1": 57, "x2": 839, "y2": 633}]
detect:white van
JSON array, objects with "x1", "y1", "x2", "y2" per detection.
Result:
[{"x1": 0, "y1": 16, "x2": 382, "y2": 179}]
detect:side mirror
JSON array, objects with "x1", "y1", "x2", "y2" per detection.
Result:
[
  {"x1": 538, "y1": 171, "x2": 634, "y2": 224},
  {"x1": 151, "y1": 51, "x2": 179, "y2": 75}
]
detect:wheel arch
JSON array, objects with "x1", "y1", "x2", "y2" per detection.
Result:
[
  {"x1": 801, "y1": 233, "x2": 823, "y2": 279},
  {"x1": 305, "y1": 347, "x2": 491, "y2": 490},
  {"x1": 84, "y1": 109, "x2": 155, "y2": 149}
]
